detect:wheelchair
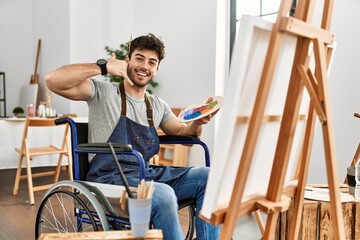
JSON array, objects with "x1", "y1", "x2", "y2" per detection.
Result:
[{"x1": 34, "y1": 117, "x2": 210, "y2": 239}]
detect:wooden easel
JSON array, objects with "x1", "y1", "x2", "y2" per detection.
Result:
[
  {"x1": 30, "y1": 39, "x2": 41, "y2": 84},
  {"x1": 201, "y1": 0, "x2": 345, "y2": 239}
]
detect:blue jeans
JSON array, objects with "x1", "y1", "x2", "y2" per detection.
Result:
[{"x1": 151, "y1": 167, "x2": 220, "y2": 240}]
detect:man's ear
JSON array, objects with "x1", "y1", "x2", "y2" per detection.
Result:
[{"x1": 125, "y1": 55, "x2": 130, "y2": 63}]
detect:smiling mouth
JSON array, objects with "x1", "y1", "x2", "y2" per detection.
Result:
[{"x1": 136, "y1": 70, "x2": 148, "y2": 77}]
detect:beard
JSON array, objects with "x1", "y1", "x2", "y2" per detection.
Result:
[{"x1": 127, "y1": 65, "x2": 152, "y2": 88}]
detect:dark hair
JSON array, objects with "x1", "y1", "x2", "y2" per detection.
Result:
[{"x1": 129, "y1": 33, "x2": 165, "y2": 64}]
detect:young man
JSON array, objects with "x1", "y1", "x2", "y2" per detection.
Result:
[{"x1": 46, "y1": 33, "x2": 219, "y2": 240}]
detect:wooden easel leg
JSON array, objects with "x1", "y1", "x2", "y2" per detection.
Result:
[
  {"x1": 263, "y1": 212, "x2": 280, "y2": 239},
  {"x1": 351, "y1": 143, "x2": 360, "y2": 167},
  {"x1": 254, "y1": 210, "x2": 265, "y2": 236},
  {"x1": 289, "y1": 104, "x2": 317, "y2": 239},
  {"x1": 313, "y1": 38, "x2": 345, "y2": 239},
  {"x1": 319, "y1": 109, "x2": 345, "y2": 239}
]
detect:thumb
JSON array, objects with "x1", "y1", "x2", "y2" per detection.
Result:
[{"x1": 111, "y1": 52, "x2": 116, "y2": 60}]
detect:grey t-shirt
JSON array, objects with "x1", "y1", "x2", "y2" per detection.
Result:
[{"x1": 86, "y1": 78, "x2": 175, "y2": 144}]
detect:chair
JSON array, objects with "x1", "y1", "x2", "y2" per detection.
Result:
[
  {"x1": 34, "y1": 117, "x2": 210, "y2": 239},
  {"x1": 13, "y1": 117, "x2": 73, "y2": 205}
]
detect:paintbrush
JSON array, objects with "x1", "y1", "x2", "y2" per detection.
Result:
[
  {"x1": 109, "y1": 142, "x2": 134, "y2": 199},
  {"x1": 147, "y1": 180, "x2": 155, "y2": 199},
  {"x1": 138, "y1": 179, "x2": 147, "y2": 199}
]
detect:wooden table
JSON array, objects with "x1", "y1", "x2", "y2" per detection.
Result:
[
  {"x1": 38, "y1": 230, "x2": 163, "y2": 240},
  {"x1": 276, "y1": 184, "x2": 359, "y2": 240}
]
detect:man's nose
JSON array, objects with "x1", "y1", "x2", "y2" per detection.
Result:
[{"x1": 141, "y1": 60, "x2": 152, "y2": 69}]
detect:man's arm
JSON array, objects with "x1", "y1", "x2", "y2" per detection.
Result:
[
  {"x1": 160, "y1": 118, "x2": 202, "y2": 136},
  {"x1": 45, "y1": 63, "x2": 97, "y2": 101},
  {"x1": 46, "y1": 53, "x2": 131, "y2": 101},
  {"x1": 161, "y1": 112, "x2": 214, "y2": 136}
]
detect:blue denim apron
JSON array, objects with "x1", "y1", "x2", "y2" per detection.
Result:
[{"x1": 86, "y1": 83, "x2": 191, "y2": 187}]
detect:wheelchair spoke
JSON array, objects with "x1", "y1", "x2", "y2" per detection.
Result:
[
  {"x1": 43, "y1": 197, "x2": 65, "y2": 232},
  {"x1": 42, "y1": 192, "x2": 75, "y2": 233},
  {"x1": 55, "y1": 191, "x2": 77, "y2": 232},
  {"x1": 35, "y1": 188, "x2": 98, "y2": 239}
]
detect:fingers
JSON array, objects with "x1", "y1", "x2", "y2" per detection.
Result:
[
  {"x1": 193, "y1": 114, "x2": 212, "y2": 125},
  {"x1": 124, "y1": 75, "x2": 133, "y2": 86},
  {"x1": 205, "y1": 97, "x2": 214, "y2": 104},
  {"x1": 107, "y1": 54, "x2": 133, "y2": 86}
]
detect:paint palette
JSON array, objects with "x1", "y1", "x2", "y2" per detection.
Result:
[{"x1": 178, "y1": 96, "x2": 224, "y2": 123}]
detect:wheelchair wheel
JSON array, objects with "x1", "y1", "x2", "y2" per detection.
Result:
[
  {"x1": 35, "y1": 189, "x2": 96, "y2": 238},
  {"x1": 179, "y1": 205, "x2": 196, "y2": 240},
  {"x1": 35, "y1": 181, "x2": 110, "y2": 239}
]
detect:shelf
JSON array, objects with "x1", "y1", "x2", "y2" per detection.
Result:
[
  {"x1": 158, "y1": 144, "x2": 189, "y2": 167},
  {"x1": 156, "y1": 108, "x2": 190, "y2": 167},
  {"x1": 158, "y1": 144, "x2": 175, "y2": 150},
  {"x1": 0, "y1": 72, "x2": 6, "y2": 117}
]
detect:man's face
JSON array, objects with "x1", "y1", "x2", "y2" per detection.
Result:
[{"x1": 126, "y1": 49, "x2": 159, "y2": 88}]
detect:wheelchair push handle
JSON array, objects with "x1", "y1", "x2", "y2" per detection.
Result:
[{"x1": 54, "y1": 117, "x2": 69, "y2": 125}]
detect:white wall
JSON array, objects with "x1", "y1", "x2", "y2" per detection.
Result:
[
  {"x1": 0, "y1": 0, "x2": 72, "y2": 116},
  {"x1": 0, "y1": 0, "x2": 35, "y2": 114},
  {"x1": 0, "y1": 0, "x2": 217, "y2": 166},
  {"x1": 35, "y1": 0, "x2": 71, "y2": 114}
]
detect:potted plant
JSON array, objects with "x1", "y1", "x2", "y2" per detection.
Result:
[
  {"x1": 104, "y1": 42, "x2": 159, "y2": 94},
  {"x1": 12, "y1": 106, "x2": 24, "y2": 117}
]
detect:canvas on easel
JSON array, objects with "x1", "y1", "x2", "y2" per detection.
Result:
[{"x1": 200, "y1": 0, "x2": 344, "y2": 239}]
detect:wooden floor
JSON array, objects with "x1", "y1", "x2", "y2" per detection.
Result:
[
  {"x1": 0, "y1": 167, "x2": 194, "y2": 240},
  {"x1": 0, "y1": 168, "x2": 258, "y2": 240},
  {"x1": 0, "y1": 167, "x2": 71, "y2": 240}
]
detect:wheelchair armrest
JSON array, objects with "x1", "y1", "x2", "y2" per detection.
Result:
[
  {"x1": 78, "y1": 143, "x2": 132, "y2": 152},
  {"x1": 158, "y1": 134, "x2": 211, "y2": 167},
  {"x1": 159, "y1": 134, "x2": 199, "y2": 143},
  {"x1": 76, "y1": 142, "x2": 146, "y2": 181}
]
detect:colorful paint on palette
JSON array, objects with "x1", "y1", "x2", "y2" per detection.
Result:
[{"x1": 183, "y1": 100, "x2": 219, "y2": 120}]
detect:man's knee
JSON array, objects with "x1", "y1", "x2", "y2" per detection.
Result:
[
  {"x1": 152, "y1": 183, "x2": 178, "y2": 213},
  {"x1": 190, "y1": 167, "x2": 210, "y2": 186}
]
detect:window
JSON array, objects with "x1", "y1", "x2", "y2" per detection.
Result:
[{"x1": 230, "y1": 0, "x2": 297, "y2": 56}]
